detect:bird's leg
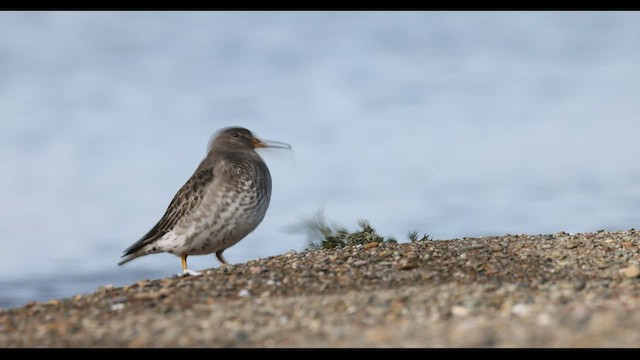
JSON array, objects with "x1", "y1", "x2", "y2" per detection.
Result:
[
  {"x1": 178, "y1": 254, "x2": 202, "y2": 277},
  {"x1": 181, "y1": 255, "x2": 188, "y2": 272},
  {"x1": 216, "y1": 250, "x2": 229, "y2": 265}
]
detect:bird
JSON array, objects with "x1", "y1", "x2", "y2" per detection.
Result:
[{"x1": 118, "y1": 126, "x2": 291, "y2": 275}]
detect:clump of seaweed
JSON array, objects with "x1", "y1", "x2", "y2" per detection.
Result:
[
  {"x1": 345, "y1": 220, "x2": 395, "y2": 247},
  {"x1": 288, "y1": 210, "x2": 433, "y2": 250},
  {"x1": 408, "y1": 231, "x2": 433, "y2": 242},
  {"x1": 288, "y1": 210, "x2": 400, "y2": 250}
]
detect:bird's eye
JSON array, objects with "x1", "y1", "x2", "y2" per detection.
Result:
[{"x1": 232, "y1": 133, "x2": 240, "y2": 139}]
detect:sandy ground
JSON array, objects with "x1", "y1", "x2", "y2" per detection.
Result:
[{"x1": 1, "y1": 230, "x2": 639, "y2": 347}]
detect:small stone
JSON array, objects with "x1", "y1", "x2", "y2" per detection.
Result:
[
  {"x1": 622, "y1": 241, "x2": 634, "y2": 248},
  {"x1": 355, "y1": 244, "x2": 364, "y2": 250},
  {"x1": 110, "y1": 303, "x2": 125, "y2": 311},
  {"x1": 131, "y1": 291, "x2": 169, "y2": 301},
  {"x1": 397, "y1": 259, "x2": 419, "y2": 270},
  {"x1": 490, "y1": 245, "x2": 503, "y2": 252},
  {"x1": 595, "y1": 261, "x2": 608, "y2": 269},
  {"x1": 511, "y1": 303, "x2": 530, "y2": 317},
  {"x1": 364, "y1": 242, "x2": 379, "y2": 250},
  {"x1": 459, "y1": 244, "x2": 485, "y2": 252},
  {"x1": 238, "y1": 289, "x2": 251, "y2": 298},
  {"x1": 98, "y1": 284, "x2": 115, "y2": 292},
  {"x1": 451, "y1": 305, "x2": 469, "y2": 317},
  {"x1": 550, "y1": 251, "x2": 563, "y2": 259},
  {"x1": 249, "y1": 266, "x2": 263, "y2": 274},
  {"x1": 565, "y1": 241, "x2": 580, "y2": 249},
  {"x1": 619, "y1": 265, "x2": 640, "y2": 278},
  {"x1": 112, "y1": 296, "x2": 128, "y2": 304}
]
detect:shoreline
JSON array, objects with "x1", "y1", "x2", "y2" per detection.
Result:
[{"x1": 1, "y1": 230, "x2": 639, "y2": 347}]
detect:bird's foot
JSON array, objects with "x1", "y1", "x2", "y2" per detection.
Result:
[{"x1": 177, "y1": 269, "x2": 202, "y2": 277}]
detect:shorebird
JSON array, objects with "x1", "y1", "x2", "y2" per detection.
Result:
[{"x1": 118, "y1": 127, "x2": 291, "y2": 275}]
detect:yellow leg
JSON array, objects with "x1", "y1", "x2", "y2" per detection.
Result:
[
  {"x1": 181, "y1": 255, "x2": 188, "y2": 272},
  {"x1": 179, "y1": 255, "x2": 201, "y2": 277},
  {"x1": 216, "y1": 250, "x2": 228, "y2": 265}
]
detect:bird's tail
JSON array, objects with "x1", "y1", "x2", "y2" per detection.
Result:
[{"x1": 117, "y1": 253, "x2": 142, "y2": 266}]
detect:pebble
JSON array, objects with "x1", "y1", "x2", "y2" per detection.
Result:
[
  {"x1": 550, "y1": 251, "x2": 563, "y2": 259},
  {"x1": 511, "y1": 303, "x2": 530, "y2": 317},
  {"x1": 565, "y1": 241, "x2": 580, "y2": 249},
  {"x1": 131, "y1": 291, "x2": 169, "y2": 301},
  {"x1": 363, "y1": 242, "x2": 379, "y2": 250},
  {"x1": 97, "y1": 284, "x2": 115, "y2": 293},
  {"x1": 111, "y1": 296, "x2": 128, "y2": 304},
  {"x1": 397, "y1": 259, "x2": 419, "y2": 270},
  {"x1": 110, "y1": 303, "x2": 125, "y2": 311},
  {"x1": 450, "y1": 305, "x2": 469, "y2": 317},
  {"x1": 459, "y1": 244, "x2": 485, "y2": 252},
  {"x1": 619, "y1": 265, "x2": 640, "y2": 278}
]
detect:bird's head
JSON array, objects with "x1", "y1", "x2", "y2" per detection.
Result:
[{"x1": 207, "y1": 127, "x2": 291, "y2": 154}]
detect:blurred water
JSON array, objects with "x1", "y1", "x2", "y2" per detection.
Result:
[{"x1": 1, "y1": 11, "x2": 640, "y2": 308}]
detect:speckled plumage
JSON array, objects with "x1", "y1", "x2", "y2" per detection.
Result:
[{"x1": 118, "y1": 127, "x2": 290, "y2": 272}]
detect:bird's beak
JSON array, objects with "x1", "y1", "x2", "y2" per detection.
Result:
[{"x1": 253, "y1": 137, "x2": 292, "y2": 150}]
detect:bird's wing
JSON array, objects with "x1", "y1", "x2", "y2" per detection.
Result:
[{"x1": 122, "y1": 166, "x2": 215, "y2": 256}]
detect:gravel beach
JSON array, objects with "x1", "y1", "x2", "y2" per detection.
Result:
[{"x1": 1, "y1": 230, "x2": 639, "y2": 348}]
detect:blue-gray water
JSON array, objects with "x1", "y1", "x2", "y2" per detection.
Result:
[{"x1": 2, "y1": 11, "x2": 640, "y2": 308}]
